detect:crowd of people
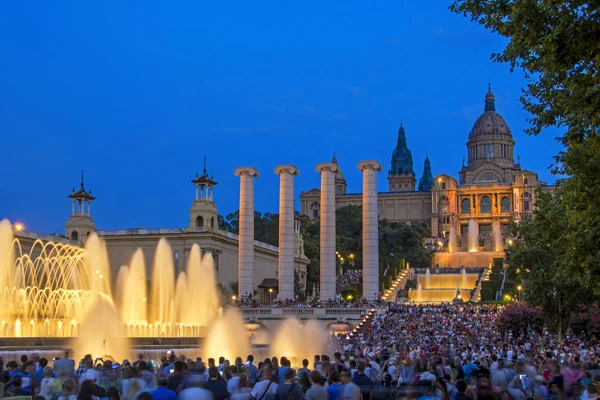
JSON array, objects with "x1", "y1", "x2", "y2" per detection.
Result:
[
  {"x1": 1, "y1": 303, "x2": 599, "y2": 400},
  {"x1": 413, "y1": 268, "x2": 485, "y2": 275},
  {"x1": 337, "y1": 271, "x2": 362, "y2": 291},
  {"x1": 234, "y1": 298, "x2": 388, "y2": 309}
]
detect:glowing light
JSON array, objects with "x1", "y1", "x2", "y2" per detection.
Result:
[
  {"x1": 349, "y1": 254, "x2": 354, "y2": 258},
  {"x1": 269, "y1": 288, "x2": 273, "y2": 293},
  {"x1": 517, "y1": 285, "x2": 522, "y2": 290},
  {"x1": 13, "y1": 223, "x2": 24, "y2": 232},
  {"x1": 232, "y1": 295, "x2": 237, "y2": 301}
]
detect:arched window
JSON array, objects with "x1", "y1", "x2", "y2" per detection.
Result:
[
  {"x1": 500, "y1": 197, "x2": 510, "y2": 213},
  {"x1": 480, "y1": 196, "x2": 492, "y2": 213},
  {"x1": 211, "y1": 217, "x2": 215, "y2": 229},
  {"x1": 522, "y1": 192, "x2": 531, "y2": 212},
  {"x1": 461, "y1": 198, "x2": 471, "y2": 215},
  {"x1": 71, "y1": 231, "x2": 79, "y2": 241},
  {"x1": 501, "y1": 197, "x2": 510, "y2": 213},
  {"x1": 196, "y1": 216, "x2": 204, "y2": 228}
]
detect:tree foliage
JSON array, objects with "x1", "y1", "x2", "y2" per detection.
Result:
[
  {"x1": 505, "y1": 189, "x2": 593, "y2": 337},
  {"x1": 450, "y1": 1, "x2": 600, "y2": 301},
  {"x1": 497, "y1": 302, "x2": 543, "y2": 335},
  {"x1": 220, "y1": 211, "x2": 279, "y2": 246},
  {"x1": 569, "y1": 304, "x2": 600, "y2": 338}
]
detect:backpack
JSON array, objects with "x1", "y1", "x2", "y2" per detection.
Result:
[{"x1": 285, "y1": 383, "x2": 302, "y2": 400}]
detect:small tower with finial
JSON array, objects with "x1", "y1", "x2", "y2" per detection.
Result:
[
  {"x1": 65, "y1": 170, "x2": 96, "y2": 242},
  {"x1": 188, "y1": 157, "x2": 219, "y2": 232},
  {"x1": 331, "y1": 150, "x2": 347, "y2": 195}
]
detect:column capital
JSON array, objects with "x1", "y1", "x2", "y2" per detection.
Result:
[
  {"x1": 234, "y1": 167, "x2": 260, "y2": 178},
  {"x1": 274, "y1": 165, "x2": 300, "y2": 176},
  {"x1": 357, "y1": 160, "x2": 382, "y2": 172},
  {"x1": 315, "y1": 162, "x2": 338, "y2": 174}
]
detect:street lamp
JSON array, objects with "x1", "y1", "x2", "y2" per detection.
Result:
[
  {"x1": 268, "y1": 288, "x2": 273, "y2": 303},
  {"x1": 14, "y1": 222, "x2": 24, "y2": 232}
]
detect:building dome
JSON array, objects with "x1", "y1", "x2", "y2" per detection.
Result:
[
  {"x1": 465, "y1": 86, "x2": 516, "y2": 171},
  {"x1": 331, "y1": 151, "x2": 345, "y2": 181},
  {"x1": 469, "y1": 88, "x2": 512, "y2": 140},
  {"x1": 331, "y1": 151, "x2": 347, "y2": 195}
]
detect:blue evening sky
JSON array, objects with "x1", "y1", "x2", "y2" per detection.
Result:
[{"x1": 0, "y1": 1, "x2": 563, "y2": 234}]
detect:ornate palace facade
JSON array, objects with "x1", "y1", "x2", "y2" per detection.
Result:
[{"x1": 300, "y1": 87, "x2": 554, "y2": 243}]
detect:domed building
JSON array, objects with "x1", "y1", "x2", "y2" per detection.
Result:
[{"x1": 300, "y1": 86, "x2": 554, "y2": 259}]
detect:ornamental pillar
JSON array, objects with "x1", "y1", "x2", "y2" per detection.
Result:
[
  {"x1": 234, "y1": 167, "x2": 260, "y2": 299},
  {"x1": 316, "y1": 162, "x2": 338, "y2": 300},
  {"x1": 274, "y1": 165, "x2": 300, "y2": 301},
  {"x1": 358, "y1": 161, "x2": 382, "y2": 300}
]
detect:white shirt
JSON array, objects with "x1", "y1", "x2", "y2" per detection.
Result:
[
  {"x1": 343, "y1": 382, "x2": 361, "y2": 400},
  {"x1": 251, "y1": 379, "x2": 278, "y2": 399},
  {"x1": 80, "y1": 368, "x2": 101, "y2": 383},
  {"x1": 227, "y1": 376, "x2": 240, "y2": 393},
  {"x1": 178, "y1": 387, "x2": 213, "y2": 400}
]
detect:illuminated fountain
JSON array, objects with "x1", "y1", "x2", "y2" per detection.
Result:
[
  {"x1": 448, "y1": 224, "x2": 458, "y2": 253},
  {"x1": 0, "y1": 219, "x2": 218, "y2": 340},
  {"x1": 0, "y1": 217, "x2": 330, "y2": 364},
  {"x1": 468, "y1": 218, "x2": 479, "y2": 252},
  {"x1": 203, "y1": 307, "x2": 250, "y2": 362},
  {"x1": 0, "y1": 219, "x2": 98, "y2": 337},
  {"x1": 412, "y1": 268, "x2": 478, "y2": 303},
  {"x1": 414, "y1": 283, "x2": 422, "y2": 302},
  {"x1": 417, "y1": 273, "x2": 478, "y2": 289},
  {"x1": 492, "y1": 221, "x2": 503, "y2": 252},
  {"x1": 270, "y1": 319, "x2": 328, "y2": 368}
]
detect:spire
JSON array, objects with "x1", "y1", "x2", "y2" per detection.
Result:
[
  {"x1": 191, "y1": 156, "x2": 218, "y2": 186},
  {"x1": 332, "y1": 149, "x2": 338, "y2": 164},
  {"x1": 397, "y1": 121, "x2": 407, "y2": 145},
  {"x1": 390, "y1": 121, "x2": 414, "y2": 176},
  {"x1": 68, "y1": 170, "x2": 95, "y2": 200},
  {"x1": 485, "y1": 83, "x2": 496, "y2": 112},
  {"x1": 418, "y1": 156, "x2": 434, "y2": 192}
]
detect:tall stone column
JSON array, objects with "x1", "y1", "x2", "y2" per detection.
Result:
[
  {"x1": 234, "y1": 167, "x2": 260, "y2": 299},
  {"x1": 274, "y1": 165, "x2": 299, "y2": 301},
  {"x1": 358, "y1": 161, "x2": 382, "y2": 301},
  {"x1": 316, "y1": 162, "x2": 338, "y2": 300}
]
